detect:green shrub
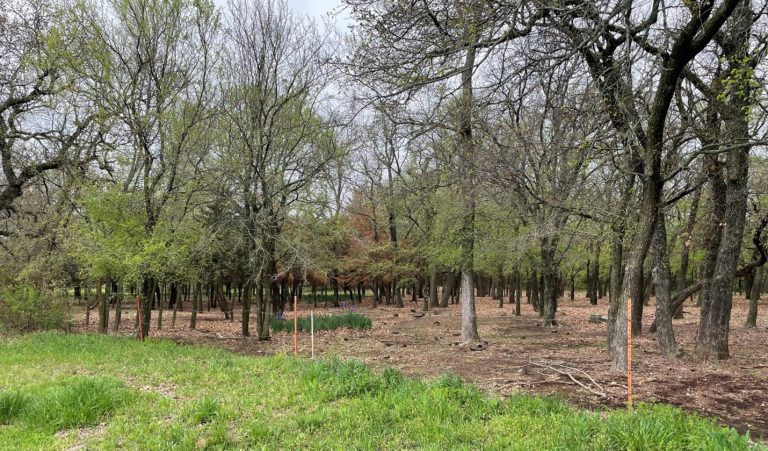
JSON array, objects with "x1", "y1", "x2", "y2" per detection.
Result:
[
  {"x1": 270, "y1": 311, "x2": 372, "y2": 332},
  {"x1": 0, "y1": 285, "x2": 71, "y2": 333}
]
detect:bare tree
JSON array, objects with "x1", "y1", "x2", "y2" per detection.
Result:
[
  {"x1": 0, "y1": 0, "x2": 99, "y2": 233},
  {"x1": 221, "y1": 0, "x2": 337, "y2": 339}
]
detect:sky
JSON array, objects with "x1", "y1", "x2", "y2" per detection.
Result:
[
  {"x1": 213, "y1": 0, "x2": 349, "y2": 24},
  {"x1": 286, "y1": 0, "x2": 345, "y2": 19}
]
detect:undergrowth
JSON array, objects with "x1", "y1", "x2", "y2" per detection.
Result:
[
  {"x1": 0, "y1": 333, "x2": 762, "y2": 450},
  {"x1": 270, "y1": 311, "x2": 372, "y2": 332}
]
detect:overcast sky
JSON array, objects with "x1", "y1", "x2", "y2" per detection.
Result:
[
  {"x1": 214, "y1": 0, "x2": 349, "y2": 24},
  {"x1": 286, "y1": 0, "x2": 345, "y2": 19}
]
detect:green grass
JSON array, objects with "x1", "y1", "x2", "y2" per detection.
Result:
[
  {"x1": 0, "y1": 333, "x2": 762, "y2": 450},
  {"x1": 271, "y1": 311, "x2": 372, "y2": 332},
  {"x1": 0, "y1": 377, "x2": 133, "y2": 432}
]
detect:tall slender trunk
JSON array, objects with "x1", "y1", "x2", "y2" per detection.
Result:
[
  {"x1": 257, "y1": 271, "x2": 272, "y2": 341},
  {"x1": 652, "y1": 214, "x2": 679, "y2": 357},
  {"x1": 190, "y1": 282, "x2": 200, "y2": 330},
  {"x1": 611, "y1": 168, "x2": 661, "y2": 371},
  {"x1": 98, "y1": 279, "x2": 108, "y2": 334},
  {"x1": 454, "y1": 35, "x2": 481, "y2": 345},
  {"x1": 140, "y1": 278, "x2": 155, "y2": 339},
  {"x1": 590, "y1": 245, "x2": 599, "y2": 305},
  {"x1": 746, "y1": 266, "x2": 762, "y2": 328},
  {"x1": 675, "y1": 188, "x2": 701, "y2": 318},
  {"x1": 530, "y1": 269, "x2": 539, "y2": 311},
  {"x1": 242, "y1": 281, "x2": 251, "y2": 337},
  {"x1": 515, "y1": 266, "x2": 522, "y2": 316},
  {"x1": 113, "y1": 282, "x2": 122, "y2": 333}
]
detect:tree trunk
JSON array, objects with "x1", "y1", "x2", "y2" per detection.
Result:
[
  {"x1": 651, "y1": 214, "x2": 679, "y2": 357},
  {"x1": 257, "y1": 273, "x2": 272, "y2": 341},
  {"x1": 242, "y1": 281, "x2": 251, "y2": 337},
  {"x1": 429, "y1": 270, "x2": 438, "y2": 309},
  {"x1": 590, "y1": 245, "x2": 599, "y2": 305},
  {"x1": 440, "y1": 273, "x2": 453, "y2": 308},
  {"x1": 697, "y1": 0, "x2": 753, "y2": 358},
  {"x1": 530, "y1": 270, "x2": 539, "y2": 312},
  {"x1": 157, "y1": 284, "x2": 165, "y2": 330},
  {"x1": 171, "y1": 290, "x2": 178, "y2": 329},
  {"x1": 141, "y1": 278, "x2": 154, "y2": 338},
  {"x1": 217, "y1": 284, "x2": 231, "y2": 320},
  {"x1": 746, "y1": 266, "x2": 762, "y2": 328},
  {"x1": 113, "y1": 282, "x2": 122, "y2": 333},
  {"x1": 190, "y1": 282, "x2": 200, "y2": 330},
  {"x1": 697, "y1": 147, "x2": 748, "y2": 359},
  {"x1": 515, "y1": 267, "x2": 522, "y2": 316},
  {"x1": 98, "y1": 279, "x2": 109, "y2": 334},
  {"x1": 541, "y1": 237, "x2": 560, "y2": 326}
]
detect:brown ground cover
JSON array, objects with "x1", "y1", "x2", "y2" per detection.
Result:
[{"x1": 75, "y1": 293, "x2": 768, "y2": 439}]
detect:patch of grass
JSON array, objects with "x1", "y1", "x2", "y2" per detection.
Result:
[
  {"x1": 187, "y1": 396, "x2": 222, "y2": 424},
  {"x1": 0, "y1": 376, "x2": 135, "y2": 433},
  {"x1": 270, "y1": 311, "x2": 372, "y2": 332},
  {"x1": 28, "y1": 376, "x2": 134, "y2": 431},
  {"x1": 0, "y1": 333, "x2": 762, "y2": 450},
  {"x1": 0, "y1": 390, "x2": 31, "y2": 424}
]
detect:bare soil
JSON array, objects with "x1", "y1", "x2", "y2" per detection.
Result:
[{"x1": 75, "y1": 293, "x2": 768, "y2": 439}]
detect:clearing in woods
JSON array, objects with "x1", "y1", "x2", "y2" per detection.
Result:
[{"x1": 75, "y1": 292, "x2": 768, "y2": 440}]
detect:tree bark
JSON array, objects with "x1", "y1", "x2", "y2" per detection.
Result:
[
  {"x1": 697, "y1": 0, "x2": 753, "y2": 359},
  {"x1": 190, "y1": 282, "x2": 200, "y2": 330},
  {"x1": 651, "y1": 214, "x2": 680, "y2": 357},
  {"x1": 242, "y1": 281, "x2": 251, "y2": 337},
  {"x1": 440, "y1": 272, "x2": 453, "y2": 308},
  {"x1": 428, "y1": 269, "x2": 438, "y2": 309},
  {"x1": 590, "y1": 245, "x2": 599, "y2": 305},
  {"x1": 457, "y1": 41, "x2": 480, "y2": 346},
  {"x1": 98, "y1": 280, "x2": 108, "y2": 334},
  {"x1": 746, "y1": 266, "x2": 762, "y2": 328},
  {"x1": 541, "y1": 236, "x2": 560, "y2": 327}
]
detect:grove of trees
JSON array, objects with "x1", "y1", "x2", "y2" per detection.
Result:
[{"x1": 2, "y1": 0, "x2": 768, "y2": 373}]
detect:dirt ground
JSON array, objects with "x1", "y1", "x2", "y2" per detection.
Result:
[{"x1": 76, "y1": 293, "x2": 768, "y2": 439}]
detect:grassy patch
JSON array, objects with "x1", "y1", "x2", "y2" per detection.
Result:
[
  {"x1": 0, "y1": 376, "x2": 135, "y2": 433},
  {"x1": 270, "y1": 311, "x2": 372, "y2": 332},
  {"x1": 0, "y1": 332, "x2": 762, "y2": 450},
  {"x1": 0, "y1": 391, "x2": 31, "y2": 424}
]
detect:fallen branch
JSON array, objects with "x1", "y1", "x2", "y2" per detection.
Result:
[{"x1": 527, "y1": 361, "x2": 606, "y2": 398}]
